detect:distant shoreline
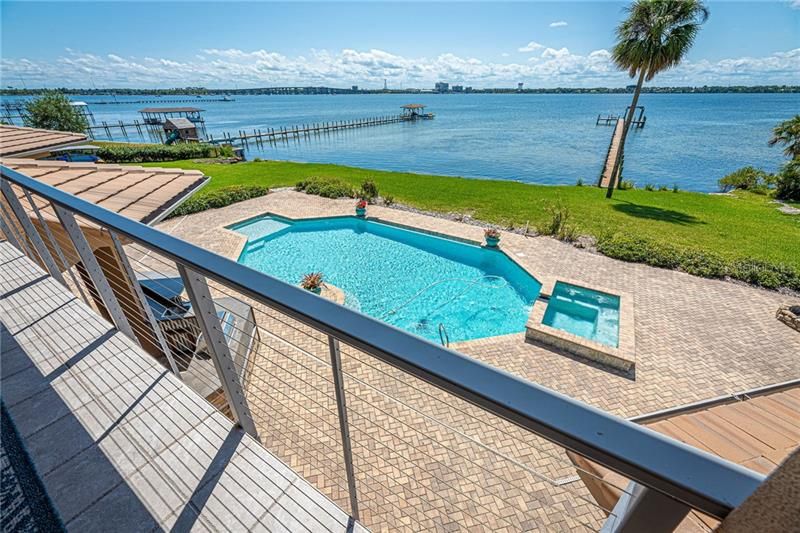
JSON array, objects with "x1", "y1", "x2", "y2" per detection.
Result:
[{"x1": 2, "y1": 85, "x2": 798, "y2": 96}]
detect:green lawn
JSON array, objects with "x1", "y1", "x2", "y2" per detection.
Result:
[{"x1": 143, "y1": 159, "x2": 800, "y2": 272}]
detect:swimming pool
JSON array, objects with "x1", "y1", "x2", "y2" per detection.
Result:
[
  {"x1": 232, "y1": 215, "x2": 542, "y2": 343},
  {"x1": 542, "y1": 282, "x2": 620, "y2": 347}
]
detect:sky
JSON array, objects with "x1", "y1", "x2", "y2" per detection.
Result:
[{"x1": 1, "y1": 1, "x2": 798, "y2": 89}]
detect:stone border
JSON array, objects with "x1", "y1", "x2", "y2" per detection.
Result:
[
  {"x1": 223, "y1": 210, "x2": 638, "y2": 367},
  {"x1": 526, "y1": 277, "x2": 636, "y2": 375}
]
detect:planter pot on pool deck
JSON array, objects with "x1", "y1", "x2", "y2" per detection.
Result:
[
  {"x1": 356, "y1": 207, "x2": 367, "y2": 217},
  {"x1": 308, "y1": 286, "x2": 322, "y2": 295},
  {"x1": 485, "y1": 236, "x2": 500, "y2": 248}
]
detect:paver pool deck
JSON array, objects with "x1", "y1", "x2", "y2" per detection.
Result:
[{"x1": 151, "y1": 190, "x2": 799, "y2": 531}]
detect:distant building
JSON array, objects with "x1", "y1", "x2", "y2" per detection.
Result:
[
  {"x1": 518, "y1": 82, "x2": 524, "y2": 91},
  {"x1": 435, "y1": 82, "x2": 449, "y2": 93},
  {"x1": 465, "y1": 86, "x2": 473, "y2": 93},
  {"x1": 351, "y1": 85, "x2": 359, "y2": 92},
  {"x1": 452, "y1": 85, "x2": 464, "y2": 92}
]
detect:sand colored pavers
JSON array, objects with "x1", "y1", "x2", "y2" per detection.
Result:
[{"x1": 153, "y1": 190, "x2": 799, "y2": 531}]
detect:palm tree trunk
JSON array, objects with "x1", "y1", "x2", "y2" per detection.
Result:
[{"x1": 605, "y1": 69, "x2": 646, "y2": 199}]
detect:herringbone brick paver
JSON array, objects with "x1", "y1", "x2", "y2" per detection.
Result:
[{"x1": 150, "y1": 191, "x2": 799, "y2": 532}]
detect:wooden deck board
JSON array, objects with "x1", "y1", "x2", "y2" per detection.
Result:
[{"x1": 0, "y1": 241, "x2": 364, "y2": 532}]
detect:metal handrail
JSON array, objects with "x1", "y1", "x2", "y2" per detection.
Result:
[{"x1": 0, "y1": 164, "x2": 764, "y2": 520}]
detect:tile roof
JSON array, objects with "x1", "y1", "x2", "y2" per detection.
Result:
[
  {"x1": 0, "y1": 125, "x2": 87, "y2": 157},
  {"x1": 1, "y1": 158, "x2": 207, "y2": 225},
  {"x1": 645, "y1": 385, "x2": 800, "y2": 475},
  {"x1": 569, "y1": 383, "x2": 800, "y2": 530}
]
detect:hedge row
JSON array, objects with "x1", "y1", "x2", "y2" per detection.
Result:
[
  {"x1": 597, "y1": 234, "x2": 800, "y2": 291},
  {"x1": 295, "y1": 176, "x2": 356, "y2": 199},
  {"x1": 97, "y1": 143, "x2": 233, "y2": 163},
  {"x1": 169, "y1": 185, "x2": 270, "y2": 217}
]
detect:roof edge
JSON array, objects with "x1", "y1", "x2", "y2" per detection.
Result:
[{"x1": 630, "y1": 378, "x2": 800, "y2": 424}]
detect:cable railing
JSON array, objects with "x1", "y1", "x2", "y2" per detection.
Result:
[{"x1": 0, "y1": 163, "x2": 765, "y2": 531}]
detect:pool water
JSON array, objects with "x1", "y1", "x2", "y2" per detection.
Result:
[
  {"x1": 233, "y1": 215, "x2": 542, "y2": 343},
  {"x1": 542, "y1": 282, "x2": 620, "y2": 347}
]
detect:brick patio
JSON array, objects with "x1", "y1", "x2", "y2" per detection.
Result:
[{"x1": 152, "y1": 190, "x2": 799, "y2": 532}]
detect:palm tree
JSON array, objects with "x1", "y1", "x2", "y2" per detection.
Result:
[
  {"x1": 768, "y1": 115, "x2": 800, "y2": 159},
  {"x1": 606, "y1": 0, "x2": 709, "y2": 198}
]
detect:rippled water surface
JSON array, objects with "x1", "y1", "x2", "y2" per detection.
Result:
[
  {"x1": 234, "y1": 215, "x2": 542, "y2": 343},
  {"x1": 6, "y1": 92, "x2": 796, "y2": 191}
]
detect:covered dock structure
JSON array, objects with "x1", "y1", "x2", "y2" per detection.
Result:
[
  {"x1": 138, "y1": 107, "x2": 207, "y2": 142},
  {"x1": 400, "y1": 104, "x2": 434, "y2": 120},
  {"x1": 138, "y1": 106, "x2": 205, "y2": 125}
]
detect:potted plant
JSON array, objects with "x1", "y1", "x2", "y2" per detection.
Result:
[
  {"x1": 301, "y1": 272, "x2": 324, "y2": 295},
  {"x1": 484, "y1": 228, "x2": 501, "y2": 248},
  {"x1": 355, "y1": 199, "x2": 367, "y2": 217}
]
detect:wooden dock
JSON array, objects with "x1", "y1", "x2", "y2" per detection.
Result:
[
  {"x1": 598, "y1": 118, "x2": 625, "y2": 187},
  {"x1": 208, "y1": 114, "x2": 409, "y2": 146}
]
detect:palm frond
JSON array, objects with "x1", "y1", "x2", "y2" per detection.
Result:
[{"x1": 612, "y1": 0, "x2": 709, "y2": 80}]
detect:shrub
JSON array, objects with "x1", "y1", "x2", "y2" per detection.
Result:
[
  {"x1": 597, "y1": 234, "x2": 800, "y2": 291},
  {"x1": 775, "y1": 159, "x2": 800, "y2": 201},
  {"x1": 672, "y1": 184, "x2": 680, "y2": 193},
  {"x1": 618, "y1": 179, "x2": 635, "y2": 190},
  {"x1": 540, "y1": 203, "x2": 577, "y2": 242},
  {"x1": 383, "y1": 195, "x2": 395, "y2": 206},
  {"x1": 97, "y1": 143, "x2": 230, "y2": 163},
  {"x1": 658, "y1": 185, "x2": 668, "y2": 192},
  {"x1": 576, "y1": 178, "x2": 584, "y2": 187},
  {"x1": 729, "y1": 258, "x2": 800, "y2": 291},
  {"x1": 359, "y1": 179, "x2": 379, "y2": 202},
  {"x1": 169, "y1": 185, "x2": 269, "y2": 217},
  {"x1": 717, "y1": 166, "x2": 774, "y2": 193},
  {"x1": 295, "y1": 177, "x2": 356, "y2": 199},
  {"x1": 644, "y1": 183, "x2": 655, "y2": 191}
]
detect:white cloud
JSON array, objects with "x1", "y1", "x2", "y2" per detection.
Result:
[
  {"x1": 790, "y1": 0, "x2": 800, "y2": 8},
  {"x1": 501, "y1": 52, "x2": 510, "y2": 57},
  {"x1": 549, "y1": 21, "x2": 568, "y2": 28},
  {"x1": 1, "y1": 46, "x2": 798, "y2": 89},
  {"x1": 518, "y1": 41, "x2": 545, "y2": 53}
]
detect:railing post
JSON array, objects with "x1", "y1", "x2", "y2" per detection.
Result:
[
  {"x1": 178, "y1": 264, "x2": 259, "y2": 438},
  {"x1": 52, "y1": 204, "x2": 139, "y2": 343},
  {"x1": 108, "y1": 230, "x2": 182, "y2": 379},
  {"x1": 327, "y1": 336, "x2": 360, "y2": 521},
  {"x1": 0, "y1": 202, "x2": 35, "y2": 259},
  {"x1": 0, "y1": 206, "x2": 23, "y2": 250},
  {"x1": 22, "y1": 191, "x2": 91, "y2": 305},
  {"x1": 601, "y1": 482, "x2": 691, "y2": 533},
  {"x1": 1, "y1": 179, "x2": 66, "y2": 285}
]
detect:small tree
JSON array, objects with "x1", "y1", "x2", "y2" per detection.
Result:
[
  {"x1": 606, "y1": 0, "x2": 709, "y2": 198},
  {"x1": 768, "y1": 115, "x2": 800, "y2": 159},
  {"x1": 23, "y1": 91, "x2": 88, "y2": 133}
]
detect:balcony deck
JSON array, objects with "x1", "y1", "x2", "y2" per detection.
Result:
[{"x1": 0, "y1": 241, "x2": 365, "y2": 532}]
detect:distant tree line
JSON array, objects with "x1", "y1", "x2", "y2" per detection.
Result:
[{"x1": 1, "y1": 84, "x2": 798, "y2": 96}]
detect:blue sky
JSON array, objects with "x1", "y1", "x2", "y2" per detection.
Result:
[{"x1": 1, "y1": 1, "x2": 798, "y2": 88}]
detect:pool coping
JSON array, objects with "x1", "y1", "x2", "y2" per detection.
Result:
[
  {"x1": 224, "y1": 211, "x2": 536, "y2": 271},
  {"x1": 223, "y1": 211, "x2": 635, "y2": 365},
  {"x1": 525, "y1": 276, "x2": 636, "y2": 375}
]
